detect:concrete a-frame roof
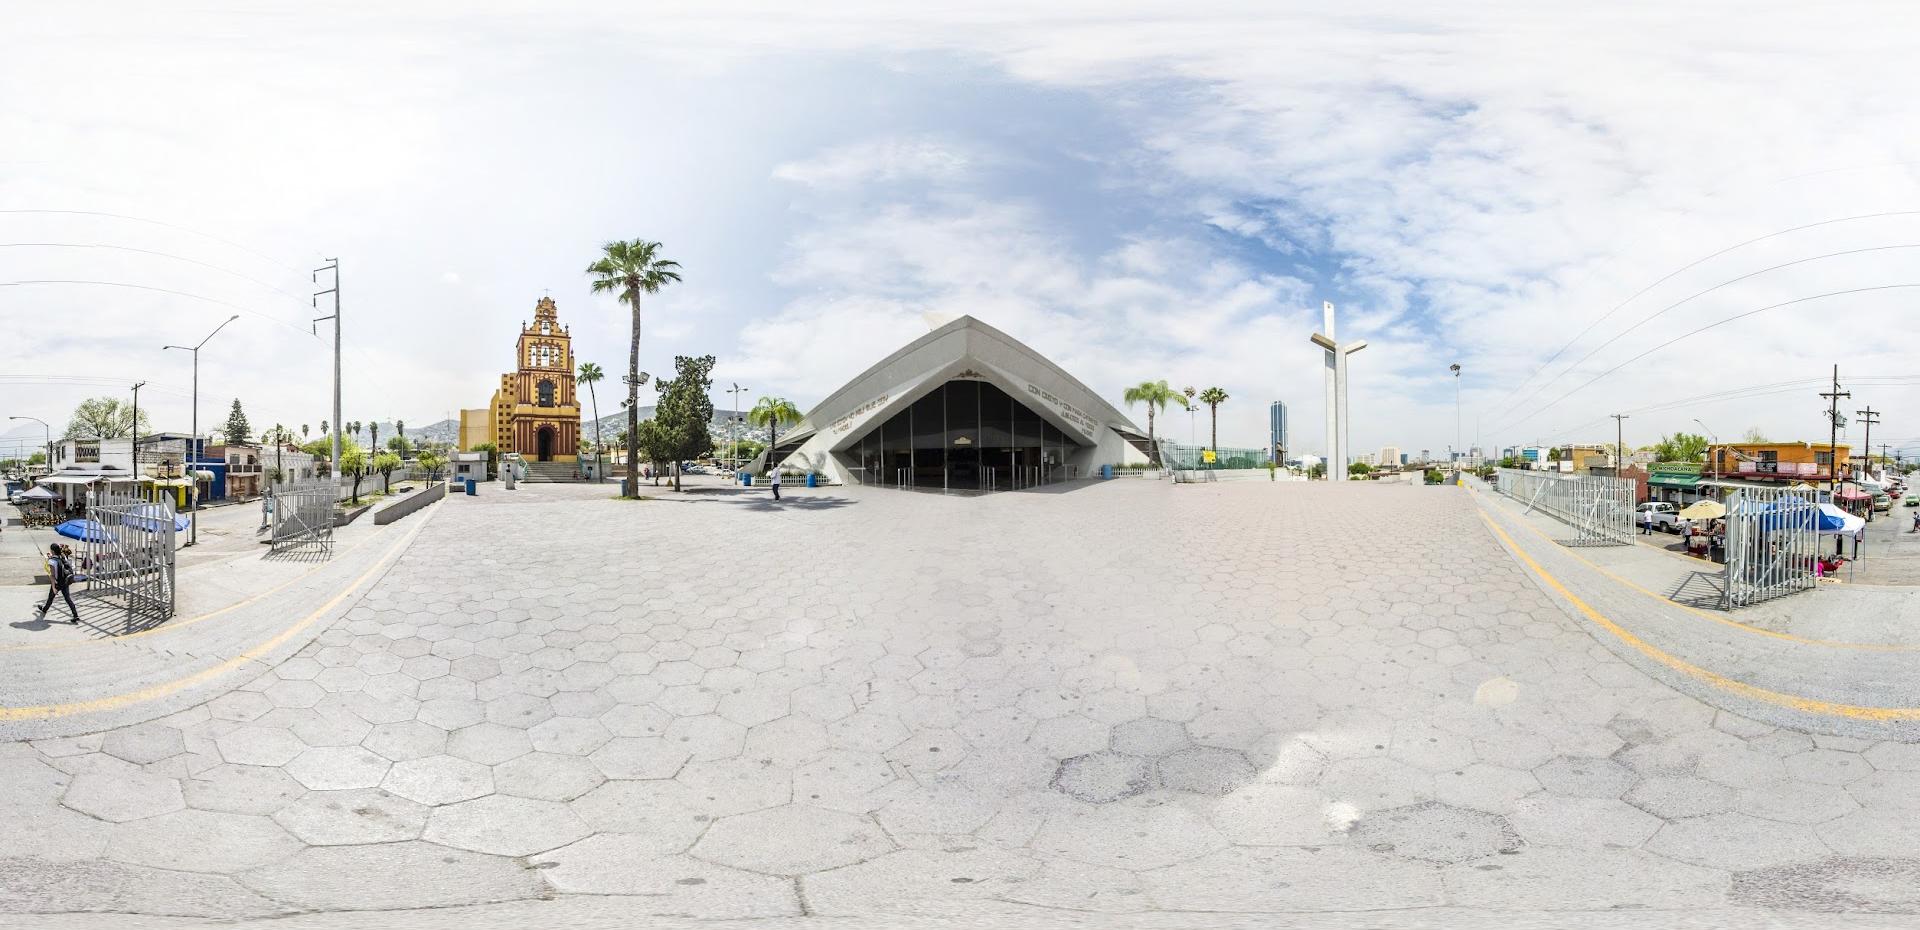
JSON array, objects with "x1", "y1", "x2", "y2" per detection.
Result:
[{"x1": 776, "y1": 315, "x2": 1144, "y2": 454}]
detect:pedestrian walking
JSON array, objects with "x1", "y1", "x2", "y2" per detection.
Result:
[
  {"x1": 770, "y1": 467, "x2": 782, "y2": 501},
  {"x1": 1642, "y1": 507, "x2": 1655, "y2": 535},
  {"x1": 36, "y1": 543, "x2": 80, "y2": 624}
]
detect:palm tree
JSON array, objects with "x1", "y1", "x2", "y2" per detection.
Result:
[
  {"x1": 586, "y1": 240, "x2": 682, "y2": 497},
  {"x1": 368, "y1": 422, "x2": 381, "y2": 461},
  {"x1": 319, "y1": 420, "x2": 328, "y2": 437},
  {"x1": 748, "y1": 396, "x2": 802, "y2": 473},
  {"x1": 578, "y1": 361, "x2": 606, "y2": 483},
  {"x1": 301, "y1": 424, "x2": 310, "y2": 439},
  {"x1": 1123, "y1": 380, "x2": 1188, "y2": 465},
  {"x1": 1198, "y1": 386, "x2": 1229, "y2": 450},
  {"x1": 395, "y1": 420, "x2": 406, "y2": 445}
]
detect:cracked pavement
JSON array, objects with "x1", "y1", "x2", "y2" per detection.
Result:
[{"x1": 4, "y1": 479, "x2": 1920, "y2": 927}]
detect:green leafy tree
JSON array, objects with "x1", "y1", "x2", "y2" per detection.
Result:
[
  {"x1": 387, "y1": 435, "x2": 412, "y2": 457},
  {"x1": 340, "y1": 446, "x2": 368, "y2": 503},
  {"x1": 300, "y1": 438, "x2": 333, "y2": 460},
  {"x1": 1197, "y1": 386, "x2": 1229, "y2": 450},
  {"x1": 1653, "y1": 432, "x2": 1709, "y2": 463},
  {"x1": 1122, "y1": 380, "x2": 1188, "y2": 464},
  {"x1": 1309, "y1": 461, "x2": 1327, "y2": 479},
  {"x1": 416, "y1": 448, "x2": 446, "y2": 485},
  {"x1": 1349, "y1": 461, "x2": 1373, "y2": 477},
  {"x1": 1740, "y1": 426, "x2": 1769, "y2": 443},
  {"x1": 747, "y1": 396, "x2": 802, "y2": 470},
  {"x1": 64, "y1": 396, "x2": 149, "y2": 439},
  {"x1": 586, "y1": 239, "x2": 682, "y2": 496},
  {"x1": 222, "y1": 399, "x2": 252, "y2": 445},
  {"x1": 28, "y1": 450, "x2": 45, "y2": 466},
  {"x1": 578, "y1": 361, "x2": 607, "y2": 483},
  {"x1": 654, "y1": 355, "x2": 716, "y2": 492},
  {"x1": 372, "y1": 451, "x2": 402, "y2": 494},
  {"x1": 472, "y1": 442, "x2": 498, "y2": 480},
  {"x1": 634, "y1": 417, "x2": 674, "y2": 486}
]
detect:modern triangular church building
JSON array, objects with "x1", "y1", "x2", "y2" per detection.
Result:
[{"x1": 759, "y1": 316, "x2": 1153, "y2": 490}]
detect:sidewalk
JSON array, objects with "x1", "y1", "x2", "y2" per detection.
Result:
[
  {"x1": 0, "y1": 497, "x2": 439, "y2": 741},
  {"x1": 1467, "y1": 482, "x2": 1920, "y2": 741},
  {"x1": 1477, "y1": 482, "x2": 1920, "y2": 647}
]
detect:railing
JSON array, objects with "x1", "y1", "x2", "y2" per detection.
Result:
[
  {"x1": 270, "y1": 480, "x2": 337, "y2": 557},
  {"x1": 1494, "y1": 467, "x2": 1634, "y2": 546},
  {"x1": 1723, "y1": 487, "x2": 1819, "y2": 609},
  {"x1": 80, "y1": 488, "x2": 176, "y2": 632}
]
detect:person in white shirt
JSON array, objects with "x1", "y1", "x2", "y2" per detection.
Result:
[{"x1": 769, "y1": 466, "x2": 781, "y2": 501}]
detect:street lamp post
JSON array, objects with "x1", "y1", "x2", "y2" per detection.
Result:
[
  {"x1": 164, "y1": 314, "x2": 240, "y2": 547},
  {"x1": 9, "y1": 416, "x2": 51, "y2": 471},
  {"x1": 728, "y1": 383, "x2": 748, "y2": 472},
  {"x1": 1449, "y1": 363, "x2": 1462, "y2": 473}
]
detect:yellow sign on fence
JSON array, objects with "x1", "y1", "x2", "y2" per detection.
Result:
[{"x1": 1202, "y1": 449, "x2": 1216, "y2": 464}]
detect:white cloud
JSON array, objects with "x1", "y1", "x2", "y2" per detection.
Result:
[{"x1": 772, "y1": 136, "x2": 979, "y2": 189}]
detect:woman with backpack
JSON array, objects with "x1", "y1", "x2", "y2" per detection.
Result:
[{"x1": 36, "y1": 543, "x2": 81, "y2": 624}]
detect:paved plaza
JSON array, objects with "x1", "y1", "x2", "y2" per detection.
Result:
[{"x1": 5, "y1": 478, "x2": 1920, "y2": 927}]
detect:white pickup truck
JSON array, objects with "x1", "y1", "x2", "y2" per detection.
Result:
[{"x1": 1636, "y1": 500, "x2": 1682, "y2": 532}]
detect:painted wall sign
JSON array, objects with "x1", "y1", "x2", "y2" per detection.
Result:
[{"x1": 831, "y1": 394, "x2": 890, "y2": 433}]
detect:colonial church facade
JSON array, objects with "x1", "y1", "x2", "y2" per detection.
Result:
[{"x1": 460, "y1": 296, "x2": 581, "y2": 462}]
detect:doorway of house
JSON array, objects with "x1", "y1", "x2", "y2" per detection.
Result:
[{"x1": 536, "y1": 426, "x2": 555, "y2": 462}]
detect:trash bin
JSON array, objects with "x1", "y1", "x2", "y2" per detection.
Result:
[
  {"x1": 621, "y1": 478, "x2": 632, "y2": 497},
  {"x1": 743, "y1": 474, "x2": 753, "y2": 487},
  {"x1": 1101, "y1": 464, "x2": 1113, "y2": 480},
  {"x1": 806, "y1": 473, "x2": 818, "y2": 488},
  {"x1": 464, "y1": 478, "x2": 476, "y2": 495}
]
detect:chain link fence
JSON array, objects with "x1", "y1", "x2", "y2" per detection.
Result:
[
  {"x1": 1493, "y1": 467, "x2": 1634, "y2": 546},
  {"x1": 1722, "y1": 487, "x2": 1819, "y2": 609}
]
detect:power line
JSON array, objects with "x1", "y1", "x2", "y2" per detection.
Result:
[
  {"x1": 0, "y1": 209, "x2": 306, "y2": 274},
  {"x1": 0, "y1": 279, "x2": 314, "y2": 335},
  {"x1": 1502, "y1": 284, "x2": 1920, "y2": 431},
  {"x1": 1493, "y1": 243, "x2": 1920, "y2": 425},
  {"x1": 0, "y1": 243, "x2": 313, "y2": 305}
]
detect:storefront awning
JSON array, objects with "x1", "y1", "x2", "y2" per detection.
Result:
[{"x1": 1649, "y1": 475, "x2": 1700, "y2": 488}]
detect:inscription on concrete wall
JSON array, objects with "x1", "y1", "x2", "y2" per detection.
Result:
[
  {"x1": 1027, "y1": 384, "x2": 1098, "y2": 437},
  {"x1": 832, "y1": 394, "x2": 890, "y2": 434}
]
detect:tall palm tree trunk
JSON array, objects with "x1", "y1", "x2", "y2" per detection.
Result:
[
  {"x1": 625, "y1": 291, "x2": 641, "y2": 495},
  {"x1": 587, "y1": 382, "x2": 603, "y2": 484},
  {"x1": 1147, "y1": 407, "x2": 1157, "y2": 464},
  {"x1": 1210, "y1": 404, "x2": 1218, "y2": 450}
]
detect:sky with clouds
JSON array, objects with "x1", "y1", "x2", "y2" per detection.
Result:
[{"x1": 5, "y1": 1, "x2": 1920, "y2": 462}]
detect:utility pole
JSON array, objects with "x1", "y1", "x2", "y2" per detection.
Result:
[
  {"x1": 130, "y1": 381, "x2": 146, "y2": 482},
  {"x1": 1611, "y1": 413, "x2": 1629, "y2": 470},
  {"x1": 313, "y1": 260, "x2": 341, "y2": 490},
  {"x1": 1821, "y1": 365, "x2": 1849, "y2": 499},
  {"x1": 1856, "y1": 406, "x2": 1880, "y2": 482},
  {"x1": 164, "y1": 314, "x2": 239, "y2": 546},
  {"x1": 729, "y1": 383, "x2": 747, "y2": 472},
  {"x1": 1450, "y1": 363, "x2": 1462, "y2": 473}
]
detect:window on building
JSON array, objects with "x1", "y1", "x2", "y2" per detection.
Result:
[
  {"x1": 1816, "y1": 451, "x2": 1833, "y2": 466},
  {"x1": 537, "y1": 380, "x2": 556, "y2": 407}
]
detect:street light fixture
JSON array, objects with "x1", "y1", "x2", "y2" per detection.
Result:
[
  {"x1": 9, "y1": 416, "x2": 51, "y2": 471},
  {"x1": 164, "y1": 314, "x2": 240, "y2": 546},
  {"x1": 1449, "y1": 363, "x2": 1462, "y2": 472}
]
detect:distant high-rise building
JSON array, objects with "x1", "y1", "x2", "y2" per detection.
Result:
[
  {"x1": 1268, "y1": 401, "x2": 1288, "y2": 462},
  {"x1": 1400, "y1": 453, "x2": 1409, "y2": 465},
  {"x1": 1420, "y1": 449, "x2": 1430, "y2": 463},
  {"x1": 1379, "y1": 446, "x2": 1401, "y2": 469}
]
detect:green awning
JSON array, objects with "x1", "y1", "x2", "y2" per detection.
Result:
[{"x1": 1648, "y1": 475, "x2": 1700, "y2": 488}]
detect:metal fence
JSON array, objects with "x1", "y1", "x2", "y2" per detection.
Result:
[
  {"x1": 1159, "y1": 443, "x2": 1270, "y2": 470},
  {"x1": 1493, "y1": 467, "x2": 1634, "y2": 546},
  {"x1": 80, "y1": 488, "x2": 176, "y2": 632},
  {"x1": 1722, "y1": 487, "x2": 1819, "y2": 609},
  {"x1": 270, "y1": 479, "x2": 337, "y2": 556}
]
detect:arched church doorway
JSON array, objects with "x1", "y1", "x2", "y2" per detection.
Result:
[{"x1": 536, "y1": 425, "x2": 556, "y2": 462}]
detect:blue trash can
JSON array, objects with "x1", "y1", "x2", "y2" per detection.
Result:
[
  {"x1": 743, "y1": 474, "x2": 753, "y2": 487},
  {"x1": 806, "y1": 473, "x2": 818, "y2": 488},
  {"x1": 464, "y1": 478, "x2": 476, "y2": 495},
  {"x1": 1101, "y1": 464, "x2": 1113, "y2": 480}
]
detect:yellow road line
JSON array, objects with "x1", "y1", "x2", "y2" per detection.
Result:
[
  {"x1": 1470, "y1": 485, "x2": 1919, "y2": 652},
  {"x1": 1478, "y1": 511, "x2": 1920, "y2": 723},
  {"x1": 0, "y1": 520, "x2": 426, "y2": 722}
]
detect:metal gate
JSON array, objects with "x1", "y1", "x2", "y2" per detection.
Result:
[
  {"x1": 81, "y1": 488, "x2": 177, "y2": 632},
  {"x1": 1723, "y1": 487, "x2": 1818, "y2": 608},
  {"x1": 270, "y1": 480, "x2": 337, "y2": 556},
  {"x1": 1493, "y1": 468, "x2": 1634, "y2": 546}
]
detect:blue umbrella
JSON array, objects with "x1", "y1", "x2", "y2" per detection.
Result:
[
  {"x1": 126, "y1": 505, "x2": 190, "y2": 533},
  {"x1": 53, "y1": 519, "x2": 110, "y2": 543}
]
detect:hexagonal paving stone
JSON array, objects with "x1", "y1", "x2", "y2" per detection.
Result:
[
  {"x1": 107, "y1": 809, "x2": 302, "y2": 873},
  {"x1": 62, "y1": 770, "x2": 184, "y2": 823},
  {"x1": 570, "y1": 780, "x2": 711, "y2": 851},
  {"x1": 1350, "y1": 801, "x2": 1522, "y2": 863},
  {"x1": 382, "y1": 754, "x2": 495, "y2": 806},
  {"x1": 484, "y1": 694, "x2": 554, "y2": 729},
  {"x1": 535, "y1": 839, "x2": 798, "y2": 915},
  {"x1": 493, "y1": 752, "x2": 606, "y2": 801},
  {"x1": 1155, "y1": 746, "x2": 1255, "y2": 795},
  {"x1": 239, "y1": 841, "x2": 544, "y2": 911},
  {"x1": 1052, "y1": 751, "x2": 1152, "y2": 804},
  {"x1": 693, "y1": 804, "x2": 892, "y2": 874},
  {"x1": 285, "y1": 746, "x2": 392, "y2": 790},
  {"x1": 363, "y1": 721, "x2": 448, "y2": 762},
  {"x1": 216, "y1": 726, "x2": 308, "y2": 768},
  {"x1": 424, "y1": 795, "x2": 590, "y2": 856},
  {"x1": 1646, "y1": 812, "x2": 1829, "y2": 870},
  {"x1": 447, "y1": 722, "x2": 533, "y2": 765},
  {"x1": 527, "y1": 716, "x2": 613, "y2": 756},
  {"x1": 182, "y1": 764, "x2": 308, "y2": 816},
  {"x1": 1534, "y1": 756, "x2": 1635, "y2": 799},
  {"x1": 266, "y1": 779, "x2": 427, "y2": 842},
  {"x1": 1109, "y1": 717, "x2": 1190, "y2": 757},
  {"x1": 102, "y1": 725, "x2": 187, "y2": 765}
]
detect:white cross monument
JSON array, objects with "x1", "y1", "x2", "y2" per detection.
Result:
[{"x1": 1309, "y1": 301, "x2": 1366, "y2": 481}]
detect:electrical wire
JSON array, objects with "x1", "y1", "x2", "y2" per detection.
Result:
[
  {"x1": 0, "y1": 279, "x2": 314, "y2": 336},
  {"x1": 0, "y1": 243, "x2": 313, "y2": 305},
  {"x1": 1491, "y1": 211, "x2": 1920, "y2": 411},
  {"x1": 1503, "y1": 284, "x2": 1920, "y2": 431},
  {"x1": 0, "y1": 209, "x2": 306, "y2": 274}
]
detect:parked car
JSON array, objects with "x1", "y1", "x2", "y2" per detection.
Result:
[
  {"x1": 7, "y1": 490, "x2": 27, "y2": 505},
  {"x1": 1871, "y1": 492, "x2": 1893, "y2": 512},
  {"x1": 1636, "y1": 500, "x2": 1682, "y2": 532},
  {"x1": 1904, "y1": 493, "x2": 1918, "y2": 507}
]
